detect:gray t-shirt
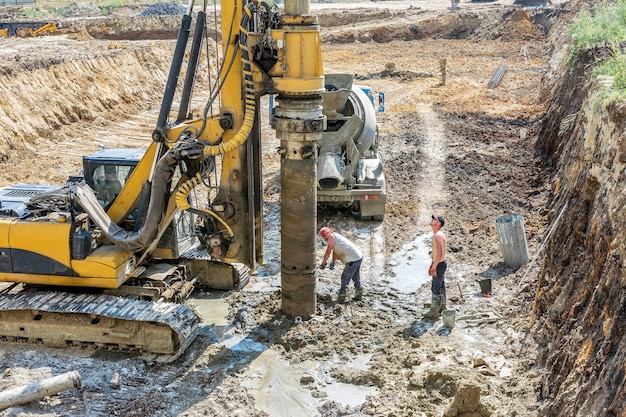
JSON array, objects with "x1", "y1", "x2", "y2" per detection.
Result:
[{"x1": 333, "y1": 233, "x2": 363, "y2": 264}]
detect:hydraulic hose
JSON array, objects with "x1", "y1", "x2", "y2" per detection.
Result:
[
  {"x1": 175, "y1": 172, "x2": 235, "y2": 238},
  {"x1": 75, "y1": 150, "x2": 179, "y2": 252},
  {"x1": 202, "y1": 1, "x2": 257, "y2": 157},
  {"x1": 175, "y1": 1, "x2": 260, "y2": 243}
]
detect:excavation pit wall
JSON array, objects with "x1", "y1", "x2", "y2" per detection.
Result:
[
  {"x1": 533, "y1": 2, "x2": 626, "y2": 415},
  {"x1": 55, "y1": 5, "x2": 559, "y2": 42}
]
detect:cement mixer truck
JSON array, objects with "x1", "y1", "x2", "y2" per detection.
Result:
[{"x1": 316, "y1": 74, "x2": 387, "y2": 221}]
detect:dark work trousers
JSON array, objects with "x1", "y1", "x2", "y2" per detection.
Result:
[
  {"x1": 339, "y1": 258, "x2": 363, "y2": 293},
  {"x1": 431, "y1": 260, "x2": 448, "y2": 298}
]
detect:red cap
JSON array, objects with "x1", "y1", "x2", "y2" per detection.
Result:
[{"x1": 319, "y1": 227, "x2": 334, "y2": 239}]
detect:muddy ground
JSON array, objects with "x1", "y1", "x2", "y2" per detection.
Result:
[{"x1": 0, "y1": 0, "x2": 573, "y2": 416}]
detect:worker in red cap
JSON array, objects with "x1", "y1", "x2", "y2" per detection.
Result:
[
  {"x1": 424, "y1": 214, "x2": 448, "y2": 319},
  {"x1": 319, "y1": 227, "x2": 363, "y2": 303}
]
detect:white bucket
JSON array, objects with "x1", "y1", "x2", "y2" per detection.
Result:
[{"x1": 442, "y1": 309, "x2": 456, "y2": 328}]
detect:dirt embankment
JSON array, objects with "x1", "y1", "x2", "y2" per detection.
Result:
[{"x1": 530, "y1": 2, "x2": 626, "y2": 415}]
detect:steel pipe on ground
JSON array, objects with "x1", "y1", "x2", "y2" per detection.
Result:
[{"x1": 0, "y1": 371, "x2": 81, "y2": 411}]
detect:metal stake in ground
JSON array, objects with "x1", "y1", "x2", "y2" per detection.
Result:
[
  {"x1": 439, "y1": 58, "x2": 447, "y2": 86},
  {"x1": 517, "y1": 43, "x2": 531, "y2": 66}
]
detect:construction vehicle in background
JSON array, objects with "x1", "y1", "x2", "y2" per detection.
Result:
[
  {"x1": 0, "y1": 21, "x2": 59, "y2": 38},
  {"x1": 0, "y1": 0, "x2": 383, "y2": 361},
  {"x1": 270, "y1": 77, "x2": 386, "y2": 219},
  {"x1": 317, "y1": 75, "x2": 386, "y2": 220}
]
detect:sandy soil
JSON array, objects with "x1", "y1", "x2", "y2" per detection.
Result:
[{"x1": 0, "y1": 1, "x2": 566, "y2": 416}]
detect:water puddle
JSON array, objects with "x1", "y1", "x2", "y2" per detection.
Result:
[
  {"x1": 320, "y1": 382, "x2": 378, "y2": 408},
  {"x1": 346, "y1": 353, "x2": 373, "y2": 371},
  {"x1": 187, "y1": 297, "x2": 230, "y2": 339},
  {"x1": 245, "y1": 274, "x2": 281, "y2": 292},
  {"x1": 241, "y1": 348, "x2": 377, "y2": 415},
  {"x1": 242, "y1": 350, "x2": 319, "y2": 416},
  {"x1": 388, "y1": 233, "x2": 433, "y2": 293},
  {"x1": 221, "y1": 335, "x2": 267, "y2": 354}
]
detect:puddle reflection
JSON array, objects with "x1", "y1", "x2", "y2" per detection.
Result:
[{"x1": 388, "y1": 233, "x2": 433, "y2": 293}]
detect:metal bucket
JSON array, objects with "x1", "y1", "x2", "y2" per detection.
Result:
[
  {"x1": 442, "y1": 309, "x2": 456, "y2": 328},
  {"x1": 479, "y1": 279, "x2": 492, "y2": 295}
]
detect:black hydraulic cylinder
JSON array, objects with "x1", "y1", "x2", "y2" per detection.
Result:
[
  {"x1": 152, "y1": 14, "x2": 192, "y2": 142},
  {"x1": 176, "y1": 11, "x2": 206, "y2": 123}
]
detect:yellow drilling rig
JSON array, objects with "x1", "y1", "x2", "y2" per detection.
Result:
[
  {"x1": 0, "y1": 0, "x2": 385, "y2": 361},
  {"x1": 0, "y1": 21, "x2": 59, "y2": 38}
]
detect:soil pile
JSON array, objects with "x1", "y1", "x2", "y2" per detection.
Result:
[
  {"x1": 64, "y1": 2, "x2": 102, "y2": 17},
  {"x1": 139, "y1": 2, "x2": 187, "y2": 16}
]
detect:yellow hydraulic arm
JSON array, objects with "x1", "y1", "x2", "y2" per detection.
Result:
[
  {"x1": 149, "y1": 0, "x2": 325, "y2": 318},
  {"x1": 29, "y1": 22, "x2": 58, "y2": 37},
  {"x1": 0, "y1": 21, "x2": 59, "y2": 38}
]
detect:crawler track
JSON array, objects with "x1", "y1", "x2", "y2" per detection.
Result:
[{"x1": 0, "y1": 288, "x2": 199, "y2": 362}]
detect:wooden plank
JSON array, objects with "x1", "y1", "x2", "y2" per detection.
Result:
[{"x1": 488, "y1": 64, "x2": 508, "y2": 89}]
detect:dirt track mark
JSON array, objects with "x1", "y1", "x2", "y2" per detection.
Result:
[{"x1": 415, "y1": 102, "x2": 447, "y2": 225}]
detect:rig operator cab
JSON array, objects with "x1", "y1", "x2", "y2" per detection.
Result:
[{"x1": 71, "y1": 148, "x2": 145, "y2": 210}]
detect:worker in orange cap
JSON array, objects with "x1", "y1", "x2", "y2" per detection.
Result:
[{"x1": 319, "y1": 227, "x2": 364, "y2": 303}]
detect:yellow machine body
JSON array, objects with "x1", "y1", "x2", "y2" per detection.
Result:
[{"x1": 0, "y1": 213, "x2": 134, "y2": 289}]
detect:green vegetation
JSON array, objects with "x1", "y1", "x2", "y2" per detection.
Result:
[
  {"x1": 569, "y1": 0, "x2": 626, "y2": 52},
  {"x1": 8, "y1": 0, "x2": 184, "y2": 18},
  {"x1": 17, "y1": 6, "x2": 64, "y2": 17},
  {"x1": 7, "y1": 0, "x2": 183, "y2": 18},
  {"x1": 595, "y1": 52, "x2": 626, "y2": 90},
  {"x1": 569, "y1": 0, "x2": 626, "y2": 98}
]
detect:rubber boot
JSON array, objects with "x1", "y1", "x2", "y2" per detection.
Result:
[
  {"x1": 424, "y1": 295, "x2": 442, "y2": 319},
  {"x1": 440, "y1": 294, "x2": 447, "y2": 312},
  {"x1": 337, "y1": 291, "x2": 347, "y2": 303},
  {"x1": 353, "y1": 287, "x2": 363, "y2": 301}
]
